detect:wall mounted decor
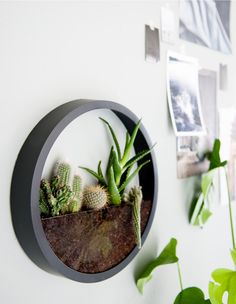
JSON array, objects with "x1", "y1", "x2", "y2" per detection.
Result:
[
  {"x1": 166, "y1": 52, "x2": 206, "y2": 137},
  {"x1": 11, "y1": 99, "x2": 158, "y2": 282},
  {"x1": 180, "y1": 0, "x2": 232, "y2": 54}
]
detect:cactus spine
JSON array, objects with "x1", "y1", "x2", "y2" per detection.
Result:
[
  {"x1": 82, "y1": 185, "x2": 108, "y2": 210},
  {"x1": 123, "y1": 186, "x2": 143, "y2": 249},
  {"x1": 39, "y1": 162, "x2": 83, "y2": 217}
]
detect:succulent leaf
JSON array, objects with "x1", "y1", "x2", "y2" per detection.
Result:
[
  {"x1": 119, "y1": 160, "x2": 150, "y2": 192},
  {"x1": 99, "y1": 117, "x2": 122, "y2": 160},
  {"x1": 120, "y1": 119, "x2": 142, "y2": 167},
  {"x1": 108, "y1": 164, "x2": 121, "y2": 205}
]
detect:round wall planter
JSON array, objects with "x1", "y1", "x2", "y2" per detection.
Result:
[{"x1": 11, "y1": 99, "x2": 158, "y2": 282}]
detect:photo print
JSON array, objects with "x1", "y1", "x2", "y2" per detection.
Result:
[
  {"x1": 167, "y1": 52, "x2": 206, "y2": 137},
  {"x1": 177, "y1": 70, "x2": 218, "y2": 178},
  {"x1": 179, "y1": 0, "x2": 231, "y2": 54},
  {"x1": 145, "y1": 25, "x2": 160, "y2": 63}
]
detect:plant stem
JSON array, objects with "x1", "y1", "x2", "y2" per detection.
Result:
[
  {"x1": 224, "y1": 167, "x2": 236, "y2": 250},
  {"x1": 177, "y1": 261, "x2": 183, "y2": 291}
]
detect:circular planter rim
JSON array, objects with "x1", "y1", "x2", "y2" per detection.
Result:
[{"x1": 11, "y1": 99, "x2": 158, "y2": 282}]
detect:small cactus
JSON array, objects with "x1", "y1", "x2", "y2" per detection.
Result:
[
  {"x1": 39, "y1": 162, "x2": 83, "y2": 217},
  {"x1": 56, "y1": 162, "x2": 71, "y2": 186},
  {"x1": 123, "y1": 186, "x2": 143, "y2": 249},
  {"x1": 82, "y1": 185, "x2": 108, "y2": 210}
]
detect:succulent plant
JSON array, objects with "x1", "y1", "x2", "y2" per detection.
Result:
[
  {"x1": 82, "y1": 185, "x2": 108, "y2": 210},
  {"x1": 80, "y1": 117, "x2": 153, "y2": 205},
  {"x1": 123, "y1": 186, "x2": 143, "y2": 249},
  {"x1": 39, "y1": 162, "x2": 83, "y2": 217}
]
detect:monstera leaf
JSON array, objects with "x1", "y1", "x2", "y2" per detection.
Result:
[
  {"x1": 174, "y1": 287, "x2": 211, "y2": 304},
  {"x1": 136, "y1": 238, "x2": 178, "y2": 294},
  {"x1": 209, "y1": 268, "x2": 236, "y2": 304}
]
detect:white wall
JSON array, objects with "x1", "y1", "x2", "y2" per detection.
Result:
[{"x1": 1, "y1": 1, "x2": 236, "y2": 303}]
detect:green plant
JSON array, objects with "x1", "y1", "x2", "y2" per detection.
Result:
[
  {"x1": 136, "y1": 238, "x2": 210, "y2": 303},
  {"x1": 189, "y1": 139, "x2": 227, "y2": 227},
  {"x1": 39, "y1": 162, "x2": 83, "y2": 217},
  {"x1": 123, "y1": 186, "x2": 143, "y2": 249},
  {"x1": 82, "y1": 185, "x2": 108, "y2": 210},
  {"x1": 208, "y1": 166, "x2": 236, "y2": 304},
  {"x1": 80, "y1": 117, "x2": 153, "y2": 205}
]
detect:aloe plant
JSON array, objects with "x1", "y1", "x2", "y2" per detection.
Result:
[
  {"x1": 189, "y1": 139, "x2": 227, "y2": 227},
  {"x1": 80, "y1": 117, "x2": 153, "y2": 205}
]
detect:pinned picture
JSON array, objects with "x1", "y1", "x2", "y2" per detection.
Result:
[
  {"x1": 179, "y1": 0, "x2": 231, "y2": 54},
  {"x1": 167, "y1": 52, "x2": 206, "y2": 136},
  {"x1": 176, "y1": 69, "x2": 218, "y2": 178},
  {"x1": 145, "y1": 25, "x2": 160, "y2": 63}
]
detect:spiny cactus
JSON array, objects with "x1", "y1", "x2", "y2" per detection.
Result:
[
  {"x1": 39, "y1": 162, "x2": 83, "y2": 217},
  {"x1": 56, "y1": 162, "x2": 71, "y2": 186},
  {"x1": 80, "y1": 117, "x2": 153, "y2": 205},
  {"x1": 82, "y1": 185, "x2": 108, "y2": 210},
  {"x1": 123, "y1": 186, "x2": 143, "y2": 249}
]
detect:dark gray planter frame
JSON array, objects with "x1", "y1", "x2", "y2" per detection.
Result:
[{"x1": 11, "y1": 99, "x2": 158, "y2": 282}]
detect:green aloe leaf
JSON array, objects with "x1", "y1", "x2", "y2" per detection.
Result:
[
  {"x1": 174, "y1": 287, "x2": 211, "y2": 304},
  {"x1": 136, "y1": 238, "x2": 178, "y2": 294},
  {"x1": 106, "y1": 146, "x2": 114, "y2": 178},
  {"x1": 209, "y1": 268, "x2": 236, "y2": 304},
  {"x1": 120, "y1": 119, "x2": 142, "y2": 167},
  {"x1": 80, "y1": 166, "x2": 106, "y2": 186},
  {"x1": 119, "y1": 160, "x2": 150, "y2": 193},
  {"x1": 231, "y1": 248, "x2": 236, "y2": 266},
  {"x1": 107, "y1": 164, "x2": 121, "y2": 205},
  {"x1": 123, "y1": 147, "x2": 153, "y2": 171},
  {"x1": 97, "y1": 160, "x2": 105, "y2": 181},
  {"x1": 111, "y1": 149, "x2": 122, "y2": 186},
  {"x1": 99, "y1": 117, "x2": 122, "y2": 160},
  {"x1": 123, "y1": 131, "x2": 130, "y2": 156}
]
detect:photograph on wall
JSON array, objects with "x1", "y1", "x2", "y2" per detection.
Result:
[
  {"x1": 167, "y1": 52, "x2": 206, "y2": 137},
  {"x1": 145, "y1": 25, "x2": 160, "y2": 62},
  {"x1": 220, "y1": 108, "x2": 236, "y2": 202},
  {"x1": 177, "y1": 70, "x2": 218, "y2": 178},
  {"x1": 179, "y1": 0, "x2": 232, "y2": 54}
]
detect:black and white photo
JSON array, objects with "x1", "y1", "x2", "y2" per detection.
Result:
[
  {"x1": 180, "y1": 0, "x2": 231, "y2": 54},
  {"x1": 177, "y1": 70, "x2": 218, "y2": 178},
  {"x1": 167, "y1": 52, "x2": 206, "y2": 136}
]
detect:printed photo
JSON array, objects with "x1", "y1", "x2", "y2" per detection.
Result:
[
  {"x1": 177, "y1": 69, "x2": 218, "y2": 178},
  {"x1": 180, "y1": 0, "x2": 231, "y2": 54},
  {"x1": 167, "y1": 52, "x2": 206, "y2": 136}
]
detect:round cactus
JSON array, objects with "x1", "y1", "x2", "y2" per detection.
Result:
[{"x1": 82, "y1": 185, "x2": 108, "y2": 210}]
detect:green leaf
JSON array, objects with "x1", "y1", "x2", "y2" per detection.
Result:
[
  {"x1": 189, "y1": 193, "x2": 204, "y2": 225},
  {"x1": 120, "y1": 119, "x2": 142, "y2": 167},
  {"x1": 99, "y1": 117, "x2": 122, "y2": 160},
  {"x1": 208, "y1": 139, "x2": 227, "y2": 170},
  {"x1": 107, "y1": 164, "x2": 121, "y2": 205},
  {"x1": 199, "y1": 208, "x2": 213, "y2": 226},
  {"x1": 123, "y1": 147, "x2": 153, "y2": 171},
  {"x1": 106, "y1": 146, "x2": 114, "y2": 177},
  {"x1": 123, "y1": 131, "x2": 130, "y2": 157},
  {"x1": 119, "y1": 160, "x2": 150, "y2": 193},
  {"x1": 80, "y1": 166, "x2": 106, "y2": 186},
  {"x1": 174, "y1": 287, "x2": 211, "y2": 304},
  {"x1": 201, "y1": 169, "x2": 217, "y2": 198},
  {"x1": 136, "y1": 238, "x2": 178, "y2": 294},
  {"x1": 231, "y1": 248, "x2": 236, "y2": 266},
  {"x1": 209, "y1": 268, "x2": 236, "y2": 304},
  {"x1": 111, "y1": 149, "x2": 122, "y2": 186}
]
